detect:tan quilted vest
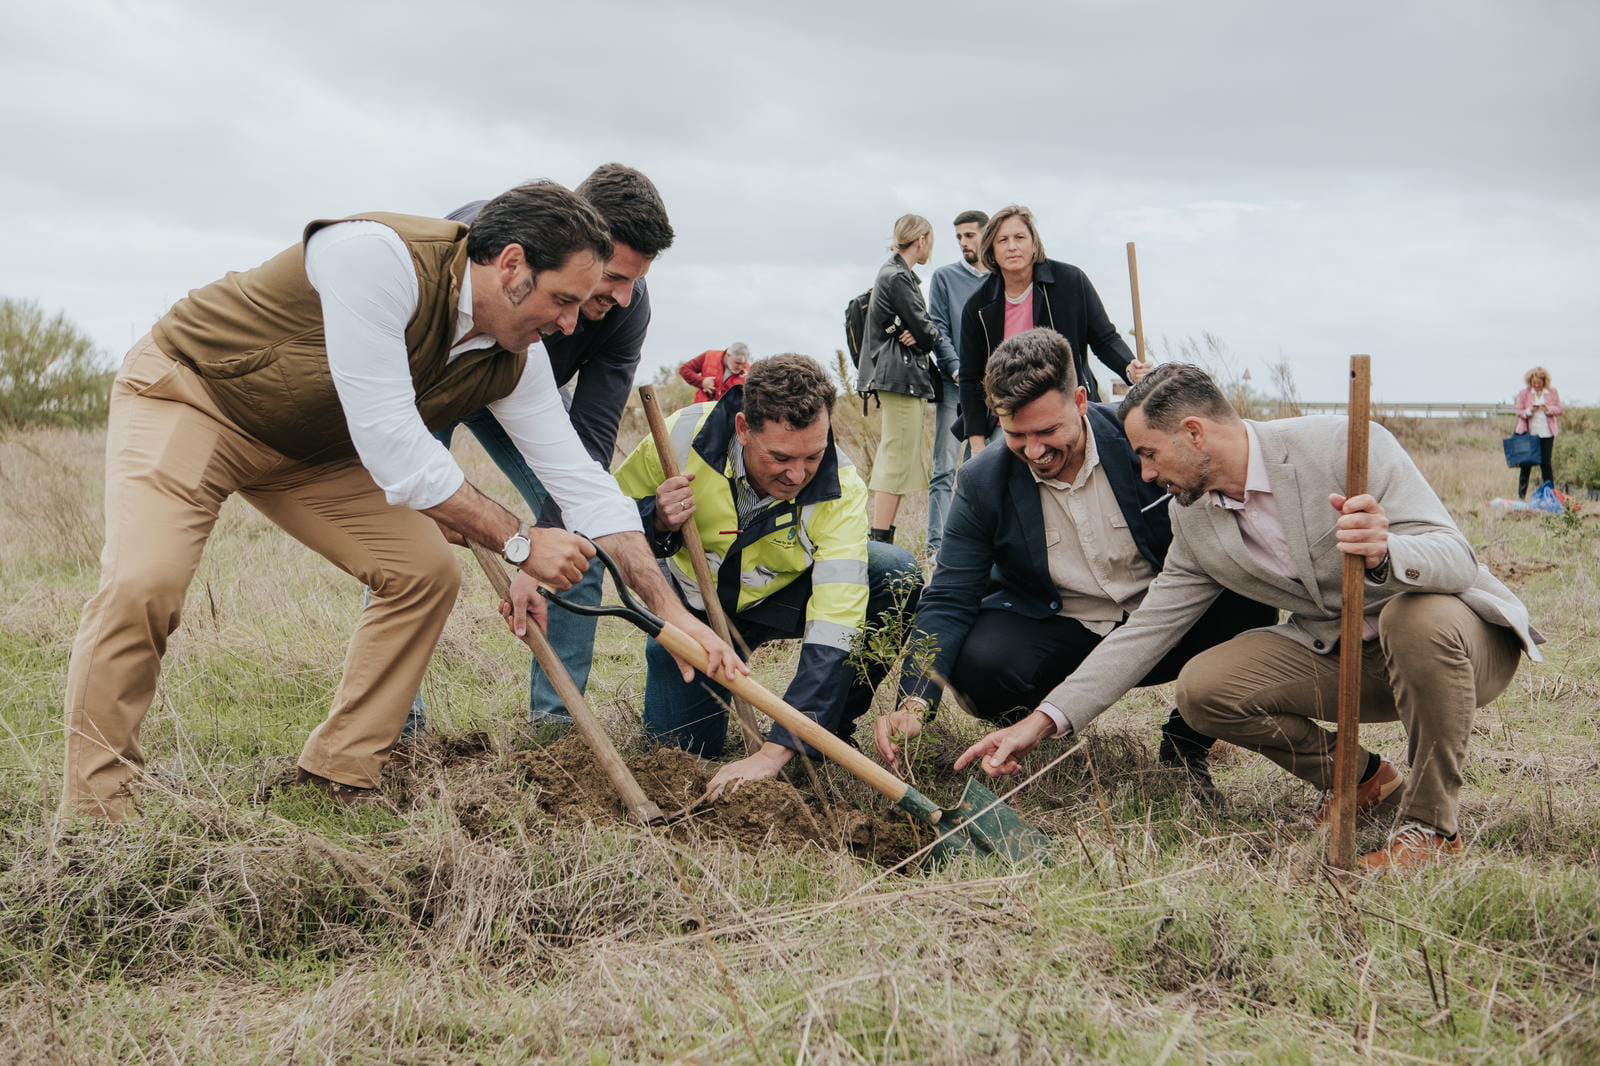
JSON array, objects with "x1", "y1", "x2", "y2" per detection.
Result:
[{"x1": 151, "y1": 212, "x2": 526, "y2": 463}]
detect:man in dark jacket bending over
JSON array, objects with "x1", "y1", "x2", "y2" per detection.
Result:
[{"x1": 875, "y1": 328, "x2": 1276, "y2": 797}]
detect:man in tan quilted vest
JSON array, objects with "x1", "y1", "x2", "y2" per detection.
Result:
[{"x1": 61, "y1": 181, "x2": 743, "y2": 820}]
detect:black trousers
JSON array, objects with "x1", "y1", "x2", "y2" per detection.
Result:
[
  {"x1": 947, "y1": 590, "x2": 1278, "y2": 751},
  {"x1": 1517, "y1": 435, "x2": 1555, "y2": 497}
]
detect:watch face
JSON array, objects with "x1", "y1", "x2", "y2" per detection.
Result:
[{"x1": 506, "y1": 536, "x2": 531, "y2": 564}]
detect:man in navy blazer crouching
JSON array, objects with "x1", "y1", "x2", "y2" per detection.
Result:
[{"x1": 874, "y1": 328, "x2": 1275, "y2": 798}]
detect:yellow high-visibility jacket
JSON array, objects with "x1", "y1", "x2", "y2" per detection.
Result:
[{"x1": 614, "y1": 390, "x2": 870, "y2": 738}]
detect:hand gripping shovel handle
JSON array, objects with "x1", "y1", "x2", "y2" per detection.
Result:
[
  {"x1": 467, "y1": 542, "x2": 665, "y2": 826},
  {"x1": 650, "y1": 621, "x2": 944, "y2": 826}
]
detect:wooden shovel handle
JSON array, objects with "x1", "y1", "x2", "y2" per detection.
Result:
[
  {"x1": 467, "y1": 542, "x2": 664, "y2": 825},
  {"x1": 1330, "y1": 355, "x2": 1371, "y2": 869},
  {"x1": 1125, "y1": 241, "x2": 1149, "y2": 366},
  {"x1": 637, "y1": 385, "x2": 763, "y2": 754},
  {"x1": 652, "y1": 620, "x2": 913, "y2": 805}
]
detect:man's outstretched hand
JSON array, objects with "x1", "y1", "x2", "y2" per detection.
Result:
[
  {"x1": 706, "y1": 742, "x2": 794, "y2": 800},
  {"x1": 954, "y1": 710, "x2": 1057, "y2": 778},
  {"x1": 874, "y1": 701, "x2": 926, "y2": 772}
]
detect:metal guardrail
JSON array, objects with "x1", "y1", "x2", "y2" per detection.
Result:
[{"x1": 1293, "y1": 401, "x2": 1515, "y2": 419}]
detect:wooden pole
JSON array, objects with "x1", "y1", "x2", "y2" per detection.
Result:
[
  {"x1": 636, "y1": 386, "x2": 764, "y2": 754},
  {"x1": 1330, "y1": 354, "x2": 1372, "y2": 869},
  {"x1": 1125, "y1": 241, "x2": 1150, "y2": 367},
  {"x1": 467, "y1": 542, "x2": 664, "y2": 826}
]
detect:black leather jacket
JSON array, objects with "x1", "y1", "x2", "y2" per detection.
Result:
[{"x1": 856, "y1": 253, "x2": 944, "y2": 400}]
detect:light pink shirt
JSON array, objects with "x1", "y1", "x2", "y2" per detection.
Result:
[
  {"x1": 1003, "y1": 287, "x2": 1033, "y2": 339},
  {"x1": 1216, "y1": 422, "x2": 1376, "y2": 640}
]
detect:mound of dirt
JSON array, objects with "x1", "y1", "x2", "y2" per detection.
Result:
[{"x1": 509, "y1": 735, "x2": 923, "y2": 863}]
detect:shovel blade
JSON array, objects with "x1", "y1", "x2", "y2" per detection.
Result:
[{"x1": 930, "y1": 778, "x2": 1053, "y2": 865}]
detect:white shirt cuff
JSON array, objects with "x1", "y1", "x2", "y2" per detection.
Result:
[
  {"x1": 382, "y1": 455, "x2": 466, "y2": 511},
  {"x1": 1038, "y1": 702, "x2": 1073, "y2": 738}
]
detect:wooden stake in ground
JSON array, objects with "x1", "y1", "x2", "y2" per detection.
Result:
[
  {"x1": 467, "y1": 541, "x2": 664, "y2": 826},
  {"x1": 1125, "y1": 241, "x2": 1152, "y2": 373},
  {"x1": 1330, "y1": 354, "x2": 1372, "y2": 869},
  {"x1": 637, "y1": 385, "x2": 763, "y2": 755}
]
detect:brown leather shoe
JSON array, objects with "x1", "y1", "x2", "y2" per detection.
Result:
[
  {"x1": 1359, "y1": 823, "x2": 1464, "y2": 872},
  {"x1": 1313, "y1": 758, "x2": 1402, "y2": 826},
  {"x1": 294, "y1": 767, "x2": 385, "y2": 807}
]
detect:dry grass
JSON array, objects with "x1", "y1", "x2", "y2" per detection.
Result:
[{"x1": 1, "y1": 406, "x2": 1598, "y2": 1062}]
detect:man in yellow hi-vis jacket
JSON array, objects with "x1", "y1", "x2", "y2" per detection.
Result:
[{"x1": 615, "y1": 355, "x2": 922, "y2": 796}]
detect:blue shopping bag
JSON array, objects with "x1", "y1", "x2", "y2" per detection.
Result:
[
  {"x1": 1502, "y1": 433, "x2": 1541, "y2": 468},
  {"x1": 1529, "y1": 482, "x2": 1565, "y2": 515}
]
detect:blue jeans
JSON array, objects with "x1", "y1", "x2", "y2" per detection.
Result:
[
  {"x1": 383, "y1": 408, "x2": 604, "y2": 732},
  {"x1": 642, "y1": 542, "x2": 922, "y2": 758},
  {"x1": 928, "y1": 379, "x2": 965, "y2": 556}
]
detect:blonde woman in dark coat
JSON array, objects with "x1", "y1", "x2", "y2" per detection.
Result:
[{"x1": 855, "y1": 214, "x2": 945, "y2": 544}]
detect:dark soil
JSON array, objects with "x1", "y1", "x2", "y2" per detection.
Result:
[
  {"x1": 368, "y1": 731, "x2": 926, "y2": 864},
  {"x1": 509, "y1": 735, "x2": 924, "y2": 864}
]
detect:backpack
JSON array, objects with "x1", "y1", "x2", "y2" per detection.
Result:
[{"x1": 843, "y1": 289, "x2": 872, "y2": 367}]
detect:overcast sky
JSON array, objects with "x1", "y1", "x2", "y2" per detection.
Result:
[{"x1": 4, "y1": 1, "x2": 1597, "y2": 404}]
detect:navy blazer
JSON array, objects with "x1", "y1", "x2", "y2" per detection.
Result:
[{"x1": 900, "y1": 402, "x2": 1172, "y2": 710}]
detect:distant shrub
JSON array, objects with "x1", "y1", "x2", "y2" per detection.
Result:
[
  {"x1": 0, "y1": 298, "x2": 114, "y2": 430},
  {"x1": 1560, "y1": 405, "x2": 1596, "y2": 435},
  {"x1": 1561, "y1": 430, "x2": 1600, "y2": 489}
]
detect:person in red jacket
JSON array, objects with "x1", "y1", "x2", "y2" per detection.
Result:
[{"x1": 680, "y1": 342, "x2": 750, "y2": 402}]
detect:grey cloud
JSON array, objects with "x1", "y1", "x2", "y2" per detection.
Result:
[{"x1": 1, "y1": 0, "x2": 1596, "y2": 403}]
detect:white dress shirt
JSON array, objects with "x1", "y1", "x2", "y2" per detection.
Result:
[{"x1": 304, "y1": 220, "x2": 639, "y2": 539}]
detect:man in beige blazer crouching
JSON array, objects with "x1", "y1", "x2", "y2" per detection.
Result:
[{"x1": 957, "y1": 363, "x2": 1541, "y2": 871}]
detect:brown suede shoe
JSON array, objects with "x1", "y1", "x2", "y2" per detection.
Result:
[
  {"x1": 294, "y1": 767, "x2": 385, "y2": 808},
  {"x1": 1313, "y1": 758, "x2": 1402, "y2": 826},
  {"x1": 1359, "y1": 823, "x2": 1464, "y2": 872}
]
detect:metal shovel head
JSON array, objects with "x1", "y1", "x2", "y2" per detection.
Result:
[{"x1": 930, "y1": 778, "x2": 1053, "y2": 865}]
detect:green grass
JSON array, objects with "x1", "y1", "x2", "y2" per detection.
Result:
[{"x1": 2, "y1": 415, "x2": 1598, "y2": 1062}]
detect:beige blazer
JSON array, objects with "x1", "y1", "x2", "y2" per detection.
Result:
[{"x1": 1046, "y1": 416, "x2": 1542, "y2": 735}]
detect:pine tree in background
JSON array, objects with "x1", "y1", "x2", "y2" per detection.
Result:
[{"x1": 0, "y1": 298, "x2": 114, "y2": 429}]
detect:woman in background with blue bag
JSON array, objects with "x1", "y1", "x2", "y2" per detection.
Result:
[{"x1": 1513, "y1": 366, "x2": 1563, "y2": 498}]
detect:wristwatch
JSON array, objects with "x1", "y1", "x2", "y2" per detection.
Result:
[
  {"x1": 1368, "y1": 553, "x2": 1391, "y2": 583},
  {"x1": 502, "y1": 522, "x2": 532, "y2": 565}
]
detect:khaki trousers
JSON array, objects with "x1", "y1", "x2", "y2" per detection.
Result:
[
  {"x1": 1176, "y1": 593, "x2": 1521, "y2": 836},
  {"x1": 62, "y1": 335, "x2": 460, "y2": 818},
  {"x1": 868, "y1": 391, "x2": 931, "y2": 496}
]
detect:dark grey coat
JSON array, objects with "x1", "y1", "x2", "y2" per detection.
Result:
[{"x1": 855, "y1": 253, "x2": 944, "y2": 400}]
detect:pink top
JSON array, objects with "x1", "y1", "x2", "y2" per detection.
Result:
[
  {"x1": 1003, "y1": 287, "x2": 1033, "y2": 340},
  {"x1": 1214, "y1": 423, "x2": 1377, "y2": 640},
  {"x1": 1515, "y1": 386, "x2": 1563, "y2": 437}
]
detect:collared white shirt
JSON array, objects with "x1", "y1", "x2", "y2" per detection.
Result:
[
  {"x1": 304, "y1": 220, "x2": 639, "y2": 539},
  {"x1": 1031, "y1": 421, "x2": 1155, "y2": 738}
]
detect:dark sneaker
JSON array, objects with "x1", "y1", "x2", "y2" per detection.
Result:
[
  {"x1": 294, "y1": 767, "x2": 386, "y2": 808},
  {"x1": 1158, "y1": 715, "x2": 1224, "y2": 808}
]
